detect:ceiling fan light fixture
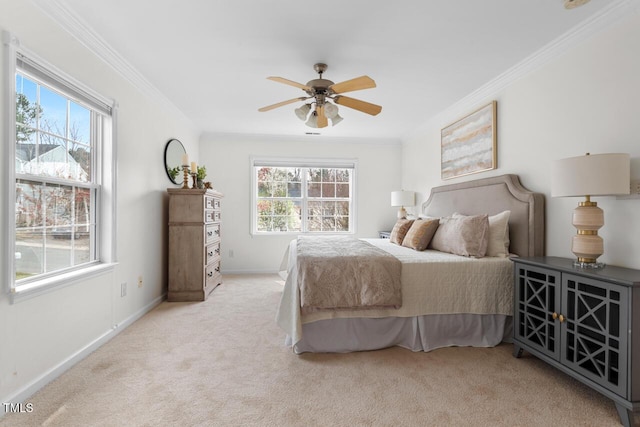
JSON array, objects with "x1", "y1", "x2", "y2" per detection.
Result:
[
  {"x1": 305, "y1": 111, "x2": 318, "y2": 128},
  {"x1": 295, "y1": 104, "x2": 311, "y2": 121},
  {"x1": 324, "y1": 102, "x2": 339, "y2": 119},
  {"x1": 260, "y1": 63, "x2": 381, "y2": 128}
]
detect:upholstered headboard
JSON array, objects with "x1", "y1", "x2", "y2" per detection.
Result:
[{"x1": 422, "y1": 174, "x2": 544, "y2": 257}]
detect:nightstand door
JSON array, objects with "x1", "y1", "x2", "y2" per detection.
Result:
[
  {"x1": 514, "y1": 263, "x2": 562, "y2": 360},
  {"x1": 561, "y1": 274, "x2": 628, "y2": 397}
]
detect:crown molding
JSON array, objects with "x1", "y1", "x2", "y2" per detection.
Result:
[
  {"x1": 30, "y1": 0, "x2": 190, "y2": 125},
  {"x1": 404, "y1": 0, "x2": 640, "y2": 140}
]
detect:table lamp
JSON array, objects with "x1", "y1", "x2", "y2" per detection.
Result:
[
  {"x1": 551, "y1": 152, "x2": 630, "y2": 268},
  {"x1": 391, "y1": 190, "x2": 415, "y2": 219}
]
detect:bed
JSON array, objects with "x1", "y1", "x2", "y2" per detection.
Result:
[{"x1": 276, "y1": 174, "x2": 544, "y2": 353}]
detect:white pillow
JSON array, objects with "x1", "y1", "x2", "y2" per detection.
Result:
[{"x1": 453, "y1": 211, "x2": 511, "y2": 257}]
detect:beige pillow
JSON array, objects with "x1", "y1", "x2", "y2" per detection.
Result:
[
  {"x1": 487, "y1": 211, "x2": 510, "y2": 257},
  {"x1": 430, "y1": 214, "x2": 490, "y2": 257},
  {"x1": 453, "y1": 211, "x2": 511, "y2": 257},
  {"x1": 389, "y1": 219, "x2": 414, "y2": 245},
  {"x1": 401, "y1": 218, "x2": 439, "y2": 251}
]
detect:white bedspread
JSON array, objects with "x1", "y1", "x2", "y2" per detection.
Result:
[{"x1": 276, "y1": 238, "x2": 514, "y2": 345}]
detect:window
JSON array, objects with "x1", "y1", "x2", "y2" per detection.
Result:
[
  {"x1": 252, "y1": 158, "x2": 356, "y2": 234},
  {"x1": 7, "y1": 38, "x2": 115, "y2": 297}
]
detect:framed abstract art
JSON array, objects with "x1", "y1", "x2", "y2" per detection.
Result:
[{"x1": 441, "y1": 101, "x2": 497, "y2": 180}]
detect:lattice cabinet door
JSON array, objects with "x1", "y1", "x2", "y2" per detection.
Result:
[
  {"x1": 514, "y1": 264, "x2": 562, "y2": 360},
  {"x1": 560, "y1": 274, "x2": 629, "y2": 397}
]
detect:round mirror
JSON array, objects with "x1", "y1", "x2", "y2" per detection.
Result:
[{"x1": 164, "y1": 139, "x2": 186, "y2": 185}]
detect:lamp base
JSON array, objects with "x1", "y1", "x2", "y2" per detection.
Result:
[
  {"x1": 571, "y1": 199, "x2": 605, "y2": 268},
  {"x1": 397, "y1": 207, "x2": 407, "y2": 219},
  {"x1": 573, "y1": 260, "x2": 605, "y2": 269}
]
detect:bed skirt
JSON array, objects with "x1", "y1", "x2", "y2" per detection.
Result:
[{"x1": 285, "y1": 313, "x2": 513, "y2": 354}]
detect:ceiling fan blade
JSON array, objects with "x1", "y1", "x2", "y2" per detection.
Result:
[
  {"x1": 267, "y1": 76, "x2": 312, "y2": 91},
  {"x1": 316, "y1": 106, "x2": 328, "y2": 128},
  {"x1": 329, "y1": 76, "x2": 376, "y2": 94},
  {"x1": 333, "y1": 96, "x2": 382, "y2": 116},
  {"x1": 258, "y1": 97, "x2": 308, "y2": 112}
]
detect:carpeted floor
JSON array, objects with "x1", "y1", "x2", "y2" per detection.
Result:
[{"x1": 0, "y1": 274, "x2": 622, "y2": 426}]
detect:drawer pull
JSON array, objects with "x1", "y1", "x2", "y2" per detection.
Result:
[
  {"x1": 207, "y1": 231, "x2": 213, "y2": 237},
  {"x1": 215, "y1": 248, "x2": 220, "y2": 254},
  {"x1": 215, "y1": 266, "x2": 220, "y2": 272},
  {"x1": 207, "y1": 271, "x2": 213, "y2": 278},
  {"x1": 215, "y1": 229, "x2": 220, "y2": 235},
  {"x1": 552, "y1": 312, "x2": 566, "y2": 323},
  {"x1": 208, "y1": 251, "x2": 214, "y2": 257}
]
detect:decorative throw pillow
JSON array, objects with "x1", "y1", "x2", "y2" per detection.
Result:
[
  {"x1": 401, "y1": 218, "x2": 439, "y2": 251},
  {"x1": 453, "y1": 211, "x2": 511, "y2": 257},
  {"x1": 430, "y1": 214, "x2": 490, "y2": 257},
  {"x1": 389, "y1": 219, "x2": 414, "y2": 245}
]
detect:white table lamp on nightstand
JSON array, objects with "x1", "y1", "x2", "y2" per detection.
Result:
[
  {"x1": 551, "y1": 152, "x2": 630, "y2": 268},
  {"x1": 391, "y1": 190, "x2": 415, "y2": 219}
]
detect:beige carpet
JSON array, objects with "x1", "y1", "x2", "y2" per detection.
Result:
[{"x1": 1, "y1": 274, "x2": 621, "y2": 426}]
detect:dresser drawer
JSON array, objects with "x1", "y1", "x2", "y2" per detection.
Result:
[
  {"x1": 205, "y1": 196, "x2": 221, "y2": 210},
  {"x1": 206, "y1": 242, "x2": 221, "y2": 265},
  {"x1": 205, "y1": 210, "x2": 221, "y2": 223},
  {"x1": 205, "y1": 196, "x2": 214, "y2": 210},
  {"x1": 205, "y1": 261, "x2": 221, "y2": 289},
  {"x1": 205, "y1": 223, "x2": 221, "y2": 244}
]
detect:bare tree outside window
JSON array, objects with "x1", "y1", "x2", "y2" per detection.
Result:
[
  {"x1": 14, "y1": 73, "x2": 96, "y2": 281},
  {"x1": 255, "y1": 165, "x2": 353, "y2": 233}
]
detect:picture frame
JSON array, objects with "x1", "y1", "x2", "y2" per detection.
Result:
[{"x1": 441, "y1": 101, "x2": 497, "y2": 180}]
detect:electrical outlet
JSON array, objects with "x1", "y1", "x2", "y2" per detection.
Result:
[
  {"x1": 617, "y1": 179, "x2": 640, "y2": 200},
  {"x1": 138, "y1": 276, "x2": 143, "y2": 288},
  {"x1": 120, "y1": 282, "x2": 127, "y2": 297}
]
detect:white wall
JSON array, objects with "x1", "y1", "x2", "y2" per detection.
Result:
[
  {"x1": 198, "y1": 133, "x2": 402, "y2": 272},
  {"x1": 0, "y1": 1, "x2": 200, "y2": 404},
  {"x1": 401, "y1": 10, "x2": 640, "y2": 269}
]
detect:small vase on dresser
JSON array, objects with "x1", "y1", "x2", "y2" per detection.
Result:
[{"x1": 167, "y1": 188, "x2": 223, "y2": 301}]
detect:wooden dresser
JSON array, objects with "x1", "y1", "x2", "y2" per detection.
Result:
[{"x1": 167, "y1": 188, "x2": 223, "y2": 301}]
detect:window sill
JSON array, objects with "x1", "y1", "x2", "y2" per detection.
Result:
[
  {"x1": 251, "y1": 231, "x2": 355, "y2": 237},
  {"x1": 10, "y1": 262, "x2": 117, "y2": 304}
]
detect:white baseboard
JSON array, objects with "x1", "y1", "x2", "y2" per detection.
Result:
[
  {"x1": 1, "y1": 293, "x2": 166, "y2": 412},
  {"x1": 221, "y1": 269, "x2": 279, "y2": 275}
]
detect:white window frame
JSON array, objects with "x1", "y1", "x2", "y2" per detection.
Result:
[
  {"x1": 250, "y1": 156, "x2": 358, "y2": 236},
  {"x1": 3, "y1": 32, "x2": 117, "y2": 302}
]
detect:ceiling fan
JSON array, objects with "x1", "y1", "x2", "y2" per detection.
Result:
[{"x1": 258, "y1": 63, "x2": 382, "y2": 128}]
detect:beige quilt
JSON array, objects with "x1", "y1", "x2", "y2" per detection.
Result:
[
  {"x1": 296, "y1": 236, "x2": 402, "y2": 312},
  {"x1": 276, "y1": 238, "x2": 514, "y2": 345}
]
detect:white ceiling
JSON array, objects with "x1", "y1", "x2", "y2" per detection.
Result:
[{"x1": 37, "y1": 0, "x2": 617, "y2": 140}]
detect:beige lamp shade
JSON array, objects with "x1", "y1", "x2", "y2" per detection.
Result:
[
  {"x1": 551, "y1": 153, "x2": 630, "y2": 267},
  {"x1": 391, "y1": 190, "x2": 415, "y2": 219},
  {"x1": 551, "y1": 153, "x2": 630, "y2": 197}
]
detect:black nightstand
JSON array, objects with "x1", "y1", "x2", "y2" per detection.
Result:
[
  {"x1": 378, "y1": 231, "x2": 391, "y2": 239},
  {"x1": 512, "y1": 256, "x2": 640, "y2": 426}
]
